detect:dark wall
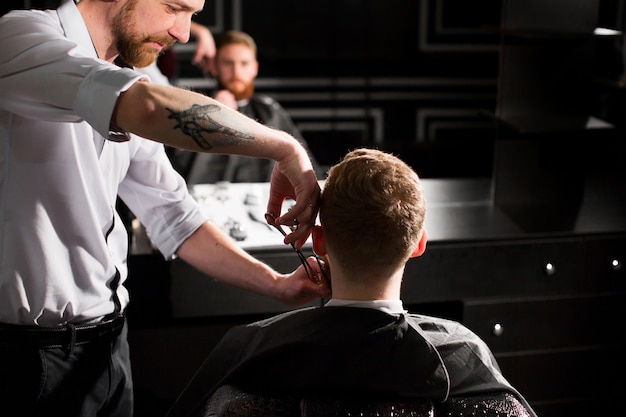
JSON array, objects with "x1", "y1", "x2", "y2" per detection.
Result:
[
  {"x1": 1, "y1": 0, "x2": 58, "y2": 15},
  {"x1": 3, "y1": 1, "x2": 625, "y2": 178},
  {"x1": 182, "y1": 0, "x2": 504, "y2": 177}
]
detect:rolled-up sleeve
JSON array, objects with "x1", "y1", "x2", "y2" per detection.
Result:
[
  {"x1": 0, "y1": 10, "x2": 144, "y2": 140},
  {"x1": 118, "y1": 137, "x2": 208, "y2": 259}
]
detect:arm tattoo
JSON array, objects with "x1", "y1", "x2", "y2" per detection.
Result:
[{"x1": 166, "y1": 104, "x2": 254, "y2": 150}]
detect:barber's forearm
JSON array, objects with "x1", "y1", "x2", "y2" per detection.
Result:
[
  {"x1": 114, "y1": 81, "x2": 297, "y2": 161},
  {"x1": 175, "y1": 221, "x2": 281, "y2": 298}
]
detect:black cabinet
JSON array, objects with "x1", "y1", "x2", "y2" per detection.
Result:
[
  {"x1": 404, "y1": 233, "x2": 626, "y2": 416},
  {"x1": 476, "y1": 3, "x2": 626, "y2": 412}
]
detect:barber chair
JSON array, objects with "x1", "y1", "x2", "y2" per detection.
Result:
[
  {"x1": 198, "y1": 385, "x2": 533, "y2": 417},
  {"x1": 434, "y1": 392, "x2": 532, "y2": 417}
]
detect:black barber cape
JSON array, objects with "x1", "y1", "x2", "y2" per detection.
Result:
[{"x1": 165, "y1": 306, "x2": 534, "y2": 417}]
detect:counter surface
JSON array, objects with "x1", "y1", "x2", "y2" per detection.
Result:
[
  {"x1": 183, "y1": 176, "x2": 626, "y2": 250},
  {"x1": 161, "y1": 177, "x2": 626, "y2": 319}
]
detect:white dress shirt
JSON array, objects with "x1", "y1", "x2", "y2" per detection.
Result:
[
  {"x1": 0, "y1": 0, "x2": 207, "y2": 325},
  {"x1": 325, "y1": 298, "x2": 408, "y2": 315}
]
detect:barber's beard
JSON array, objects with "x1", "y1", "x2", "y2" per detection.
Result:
[{"x1": 111, "y1": 1, "x2": 175, "y2": 68}]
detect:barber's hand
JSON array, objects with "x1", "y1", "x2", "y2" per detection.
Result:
[
  {"x1": 190, "y1": 22, "x2": 216, "y2": 74},
  {"x1": 276, "y1": 258, "x2": 330, "y2": 305},
  {"x1": 266, "y1": 149, "x2": 321, "y2": 250},
  {"x1": 213, "y1": 89, "x2": 238, "y2": 110}
]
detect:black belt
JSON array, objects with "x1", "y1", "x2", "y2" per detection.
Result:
[{"x1": 0, "y1": 314, "x2": 125, "y2": 349}]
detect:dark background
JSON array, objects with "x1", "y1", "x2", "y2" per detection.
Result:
[
  {"x1": 5, "y1": 0, "x2": 623, "y2": 179},
  {"x1": 2, "y1": 2, "x2": 626, "y2": 417}
]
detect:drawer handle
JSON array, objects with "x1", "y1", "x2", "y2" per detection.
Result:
[
  {"x1": 492, "y1": 323, "x2": 504, "y2": 336},
  {"x1": 611, "y1": 258, "x2": 622, "y2": 271},
  {"x1": 544, "y1": 262, "x2": 556, "y2": 276}
]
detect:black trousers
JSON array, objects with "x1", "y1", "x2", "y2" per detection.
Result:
[{"x1": 0, "y1": 318, "x2": 133, "y2": 417}]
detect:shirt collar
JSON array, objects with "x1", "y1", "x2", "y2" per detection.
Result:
[
  {"x1": 57, "y1": 0, "x2": 98, "y2": 59},
  {"x1": 325, "y1": 299, "x2": 407, "y2": 315}
]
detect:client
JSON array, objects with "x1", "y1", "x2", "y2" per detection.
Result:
[{"x1": 165, "y1": 148, "x2": 537, "y2": 417}]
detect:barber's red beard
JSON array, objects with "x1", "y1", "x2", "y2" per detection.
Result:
[{"x1": 111, "y1": 0, "x2": 175, "y2": 68}]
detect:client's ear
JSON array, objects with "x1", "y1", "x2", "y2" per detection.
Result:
[
  {"x1": 312, "y1": 225, "x2": 327, "y2": 257},
  {"x1": 409, "y1": 230, "x2": 428, "y2": 258}
]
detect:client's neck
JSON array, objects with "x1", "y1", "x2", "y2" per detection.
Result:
[{"x1": 329, "y1": 269, "x2": 403, "y2": 301}]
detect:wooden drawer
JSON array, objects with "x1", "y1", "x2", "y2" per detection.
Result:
[
  {"x1": 582, "y1": 234, "x2": 626, "y2": 292},
  {"x1": 402, "y1": 237, "x2": 587, "y2": 303},
  {"x1": 463, "y1": 294, "x2": 625, "y2": 353}
]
